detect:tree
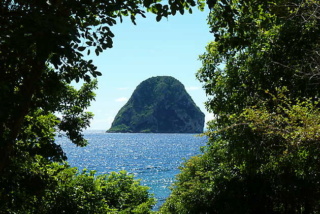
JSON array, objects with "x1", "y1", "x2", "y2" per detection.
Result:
[
  {"x1": 41, "y1": 168, "x2": 155, "y2": 214},
  {"x1": 0, "y1": 0, "x2": 205, "y2": 212},
  {"x1": 162, "y1": 90, "x2": 320, "y2": 213},
  {"x1": 161, "y1": 0, "x2": 320, "y2": 213}
]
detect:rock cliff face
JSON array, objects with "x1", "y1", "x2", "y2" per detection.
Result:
[{"x1": 107, "y1": 76, "x2": 205, "y2": 133}]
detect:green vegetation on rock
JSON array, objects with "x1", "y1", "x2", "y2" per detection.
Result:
[{"x1": 108, "y1": 76, "x2": 205, "y2": 133}]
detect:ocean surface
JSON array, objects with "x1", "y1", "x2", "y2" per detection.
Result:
[{"x1": 56, "y1": 131, "x2": 207, "y2": 210}]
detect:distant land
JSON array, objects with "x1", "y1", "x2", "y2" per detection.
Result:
[{"x1": 107, "y1": 76, "x2": 205, "y2": 133}]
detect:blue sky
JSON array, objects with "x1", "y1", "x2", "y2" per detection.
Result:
[{"x1": 86, "y1": 9, "x2": 213, "y2": 130}]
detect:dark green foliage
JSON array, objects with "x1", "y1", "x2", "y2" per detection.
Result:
[
  {"x1": 108, "y1": 76, "x2": 205, "y2": 133},
  {"x1": 161, "y1": 1, "x2": 320, "y2": 213},
  {"x1": 0, "y1": 81, "x2": 98, "y2": 213},
  {"x1": 41, "y1": 167, "x2": 155, "y2": 214},
  {"x1": 162, "y1": 91, "x2": 320, "y2": 214}
]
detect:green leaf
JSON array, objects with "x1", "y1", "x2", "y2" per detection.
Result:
[{"x1": 78, "y1": 46, "x2": 86, "y2": 51}]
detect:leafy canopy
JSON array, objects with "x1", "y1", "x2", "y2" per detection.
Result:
[{"x1": 161, "y1": 0, "x2": 320, "y2": 213}]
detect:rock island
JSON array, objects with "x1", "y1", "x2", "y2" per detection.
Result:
[{"x1": 107, "y1": 76, "x2": 205, "y2": 133}]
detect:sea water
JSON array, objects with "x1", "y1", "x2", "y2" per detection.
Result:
[{"x1": 56, "y1": 131, "x2": 207, "y2": 210}]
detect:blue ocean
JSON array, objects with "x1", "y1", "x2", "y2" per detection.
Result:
[{"x1": 56, "y1": 131, "x2": 207, "y2": 210}]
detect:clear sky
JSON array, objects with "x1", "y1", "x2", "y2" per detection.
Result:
[{"x1": 85, "y1": 9, "x2": 214, "y2": 130}]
